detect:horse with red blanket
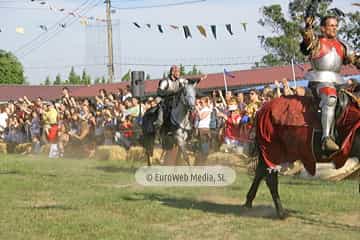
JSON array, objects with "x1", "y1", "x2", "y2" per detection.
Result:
[{"x1": 244, "y1": 88, "x2": 360, "y2": 219}]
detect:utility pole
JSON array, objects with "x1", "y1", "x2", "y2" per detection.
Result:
[{"x1": 106, "y1": 0, "x2": 114, "y2": 83}]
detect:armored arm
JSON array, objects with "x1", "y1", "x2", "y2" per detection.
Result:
[
  {"x1": 300, "y1": 0, "x2": 320, "y2": 56},
  {"x1": 157, "y1": 79, "x2": 170, "y2": 97},
  {"x1": 300, "y1": 16, "x2": 319, "y2": 56}
]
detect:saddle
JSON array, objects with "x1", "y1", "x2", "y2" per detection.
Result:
[{"x1": 271, "y1": 85, "x2": 359, "y2": 130}]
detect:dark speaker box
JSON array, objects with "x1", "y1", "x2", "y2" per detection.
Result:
[{"x1": 131, "y1": 71, "x2": 145, "y2": 97}]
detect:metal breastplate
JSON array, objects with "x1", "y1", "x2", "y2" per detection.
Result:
[
  {"x1": 166, "y1": 79, "x2": 181, "y2": 93},
  {"x1": 311, "y1": 47, "x2": 343, "y2": 72},
  {"x1": 306, "y1": 46, "x2": 345, "y2": 84}
]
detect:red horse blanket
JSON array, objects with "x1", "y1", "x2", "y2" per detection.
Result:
[{"x1": 257, "y1": 96, "x2": 360, "y2": 175}]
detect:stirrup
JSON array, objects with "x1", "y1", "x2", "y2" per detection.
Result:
[{"x1": 321, "y1": 137, "x2": 339, "y2": 152}]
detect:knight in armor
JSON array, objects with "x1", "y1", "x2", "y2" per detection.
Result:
[
  {"x1": 156, "y1": 65, "x2": 189, "y2": 129},
  {"x1": 156, "y1": 65, "x2": 206, "y2": 165},
  {"x1": 301, "y1": 15, "x2": 360, "y2": 152}
]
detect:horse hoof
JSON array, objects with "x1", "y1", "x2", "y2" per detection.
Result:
[{"x1": 277, "y1": 211, "x2": 287, "y2": 220}]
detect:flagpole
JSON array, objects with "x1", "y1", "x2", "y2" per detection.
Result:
[
  {"x1": 291, "y1": 58, "x2": 297, "y2": 88},
  {"x1": 223, "y1": 71, "x2": 228, "y2": 93}
]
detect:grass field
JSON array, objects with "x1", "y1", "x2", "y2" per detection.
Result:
[{"x1": 0, "y1": 154, "x2": 359, "y2": 240}]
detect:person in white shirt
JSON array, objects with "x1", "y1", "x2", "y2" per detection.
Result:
[
  {"x1": 0, "y1": 106, "x2": 9, "y2": 137},
  {"x1": 195, "y1": 97, "x2": 212, "y2": 165}
]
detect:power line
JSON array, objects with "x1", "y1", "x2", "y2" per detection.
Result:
[
  {"x1": 14, "y1": 0, "x2": 94, "y2": 56},
  {"x1": 0, "y1": 6, "x2": 45, "y2": 10},
  {"x1": 17, "y1": 0, "x2": 102, "y2": 58},
  {"x1": 111, "y1": 0, "x2": 206, "y2": 10},
  {"x1": 24, "y1": 61, "x2": 257, "y2": 69}
]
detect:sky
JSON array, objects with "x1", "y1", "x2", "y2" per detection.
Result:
[{"x1": 0, "y1": 0, "x2": 356, "y2": 85}]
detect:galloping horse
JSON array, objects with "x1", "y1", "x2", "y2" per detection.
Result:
[
  {"x1": 244, "y1": 89, "x2": 360, "y2": 219},
  {"x1": 142, "y1": 83, "x2": 197, "y2": 165}
]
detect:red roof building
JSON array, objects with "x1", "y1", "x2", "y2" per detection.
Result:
[{"x1": 0, "y1": 64, "x2": 358, "y2": 102}]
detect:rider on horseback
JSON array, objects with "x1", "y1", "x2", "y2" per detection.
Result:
[
  {"x1": 301, "y1": 15, "x2": 360, "y2": 152},
  {"x1": 157, "y1": 65, "x2": 189, "y2": 128}
]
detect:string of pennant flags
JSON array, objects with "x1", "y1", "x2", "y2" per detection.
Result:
[
  {"x1": 1, "y1": 0, "x2": 248, "y2": 39},
  {"x1": 132, "y1": 22, "x2": 248, "y2": 39},
  {"x1": 31, "y1": 0, "x2": 107, "y2": 25}
]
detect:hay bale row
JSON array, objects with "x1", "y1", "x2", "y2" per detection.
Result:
[
  {"x1": 95, "y1": 145, "x2": 128, "y2": 161},
  {"x1": 14, "y1": 143, "x2": 32, "y2": 154},
  {"x1": 206, "y1": 152, "x2": 247, "y2": 167},
  {"x1": 0, "y1": 142, "x2": 7, "y2": 154}
]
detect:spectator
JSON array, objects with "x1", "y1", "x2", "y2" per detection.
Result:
[
  {"x1": 195, "y1": 97, "x2": 212, "y2": 164},
  {"x1": 0, "y1": 106, "x2": 9, "y2": 138},
  {"x1": 217, "y1": 101, "x2": 241, "y2": 149},
  {"x1": 236, "y1": 92, "x2": 246, "y2": 111},
  {"x1": 244, "y1": 90, "x2": 261, "y2": 124},
  {"x1": 122, "y1": 85, "x2": 132, "y2": 101}
]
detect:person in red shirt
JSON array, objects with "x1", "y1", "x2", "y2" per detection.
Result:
[{"x1": 217, "y1": 103, "x2": 241, "y2": 146}]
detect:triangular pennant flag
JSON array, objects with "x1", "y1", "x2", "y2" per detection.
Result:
[
  {"x1": 133, "y1": 22, "x2": 141, "y2": 28},
  {"x1": 158, "y1": 25, "x2": 164, "y2": 33},
  {"x1": 211, "y1": 25, "x2": 217, "y2": 39},
  {"x1": 80, "y1": 19, "x2": 88, "y2": 26},
  {"x1": 196, "y1": 25, "x2": 207, "y2": 38},
  {"x1": 241, "y1": 22, "x2": 247, "y2": 32},
  {"x1": 225, "y1": 24, "x2": 233, "y2": 35},
  {"x1": 146, "y1": 24, "x2": 151, "y2": 28},
  {"x1": 170, "y1": 25, "x2": 179, "y2": 30},
  {"x1": 39, "y1": 25, "x2": 48, "y2": 31},
  {"x1": 16, "y1": 27, "x2": 25, "y2": 34},
  {"x1": 183, "y1": 25, "x2": 192, "y2": 39}
]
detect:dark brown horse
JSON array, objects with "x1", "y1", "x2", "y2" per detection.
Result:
[{"x1": 244, "y1": 91, "x2": 360, "y2": 219}]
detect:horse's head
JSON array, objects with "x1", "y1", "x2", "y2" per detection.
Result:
[{"x1": 180, "y1": 83, "x2": 196, "y2": 110}]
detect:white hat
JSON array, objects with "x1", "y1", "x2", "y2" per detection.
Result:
[{"x1": 228, "y1": 105, "x2": 237, "y2": 111}]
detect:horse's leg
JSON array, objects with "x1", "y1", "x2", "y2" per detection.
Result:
[
  {"x1": 244, "y1": 156, "x2": 266, "y2": 208},
  {"x1": 175, "y1": 129, "x2": 190, "y2": 166},
  {"x1": 265, "y1": 170, "x2": 285, "y2": 219}
]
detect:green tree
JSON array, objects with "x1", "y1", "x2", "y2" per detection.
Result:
[
  {"x1": 53, "y1": 74, "x2": 62, "y2": 85},
  {"x1": 256, "y1": 0, "x2": 337, "y2": 67},
  {"x1": 101, "y1": 76, "x2": 106, "y2": 84},
  {"x1": 94, "y1": 77, "x2": 101, "y2": 84},
  {"x1": 81, "y1": 69, "x2": 91, "y2": 85},
  {"x1": 68, "y1": 66, "x2": 81, "y2": 84},
  {"x1": 121, "y1": 70, "x2": 131, "y2": 82},
  {"x1": 0, "y1": 49, "x2": 25, "y2": 84},
  {"x1": 146, "y1": 74, "x2": 151, "y2": 80},
  {"x1": 179, "y1": 64, "x2": 186, "y2": 75},
  {"x1": 187, "y1": 65, "x2": 202, "y2": 75},
  {"x1": 340, "y1": 11, "x2": 360, "y2": 50},
  {"x1": 44, "y1": 76, "x2": 51, "y2": 85}
]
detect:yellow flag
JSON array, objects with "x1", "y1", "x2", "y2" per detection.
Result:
[
  {"x1": 197, "y1": 25, "x2": 207, "y2": 38},
  {"x1": 16, "y1": 27, "x2": 25, "y2": 34},
  {"x1": 80, "y1": 19, "x2": 88, "y2": 26}
]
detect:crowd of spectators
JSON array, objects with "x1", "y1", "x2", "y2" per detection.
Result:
[{"x1": 0, "y1": 77, "x2": 350, "y2": 160}]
